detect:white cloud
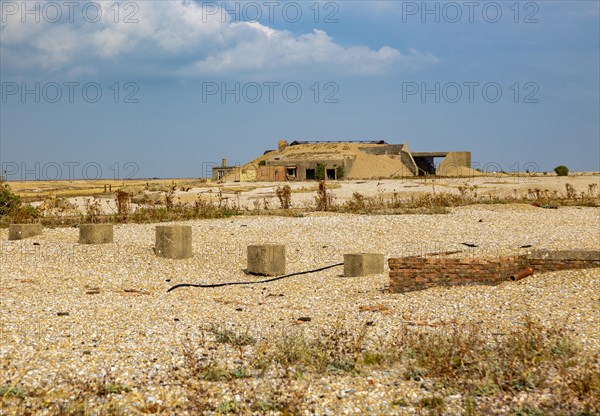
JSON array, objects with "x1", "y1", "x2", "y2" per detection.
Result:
[
  {"x1": 0, "y1": 1, "x2": 438, "y2": 78},
  {"x1": 181, "y1": 27, "x2": 438, "y2": 77}
]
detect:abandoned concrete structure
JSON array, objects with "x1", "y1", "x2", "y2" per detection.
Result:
[
  {"x1": 213, "y1": 140, "x2": 475, "y2": 181},
  {"x1": 213, "y1": 159, "x2": 237, "y2": 181}
]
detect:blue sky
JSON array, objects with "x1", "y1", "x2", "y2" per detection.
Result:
[{"x1": 1, "y1": 0, "x2": 598, "y2": 179}]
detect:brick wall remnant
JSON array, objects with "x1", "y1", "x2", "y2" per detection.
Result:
[{"x1": 389, "y1": 250, "x2": 599, "y2": 293}]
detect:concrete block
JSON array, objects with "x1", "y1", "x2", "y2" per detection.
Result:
[
  {"x1": 247, "y1": 244, "x2": 285, "y2": 276},
  {"x1": 8, "y1": 224, "x2": 43, "y2": 240},
  {"x1": 344, "y1": 253, "x2": 384, "y2": 277},
  {"x1": 79, "y1": 224, "x2": 114, "y2": 244},
  {"x1": 155, "y1": 225, "x2": 193, "y2": 259}
]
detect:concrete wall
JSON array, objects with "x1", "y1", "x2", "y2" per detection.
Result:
[
  {"x1": 8, "y1": 224, "x2": 43, "y2": 240},
  {"x1": 400, "y1": 150, "x2": 418, "y2": 175},
  {"x1": 358, "y1": 144, "x2": 404, "y2": 156},
  {"x1": 212, "y1": 167, "x2": 239, "y2": 181},
  {"x1": 437, "y1": 152, "x2": 472, "y2": 176},
  {"x1": 240, "y1": 168, "x2": 256, "y2": 182}
]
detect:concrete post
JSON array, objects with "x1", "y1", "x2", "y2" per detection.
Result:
[
  {"x1": 247, "y1": 244, "x2": 285, "y2": 276},
  {"x1": 79, "y1": 224, "x2": 114, "y2": 244},
  {"x1": 344, "y1": 253, "x2": 384, "y2": 277},
  {"x1": 8, "y1": 224, "x2": 43, "y2": 241},
  {"x1": 155, "y1": 225, "x2": 193, "y2": 259}
]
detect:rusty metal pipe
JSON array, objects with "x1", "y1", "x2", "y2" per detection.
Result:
[{"x1": 510, "y1": 266, "x2": 534, "y2": 281}]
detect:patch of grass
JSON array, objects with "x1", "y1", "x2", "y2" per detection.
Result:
[
  {"x1": 362, "y1": 351, "x2": 387, "y2": 366},
  {"x1": 341, "y1": 191, "x2": 457, "y2": 215},
  {"x1": 174, "y1": 336, "x2": 217, "y2": 412},
  {"x1": 217, "y1": 399, "x2": 241, "y2": 414},
  {"x1": 99, "y1": 383, "x2": 131, "y2": 395},
  {"x1": 463, "y1": 396, "x2": 477, "y2": 416},
  {"x1": 472, "y1": 379, "x2": 498, "y2": 396},
  {"x1": 8, "y1": 177, "x2": 599, "y2": 226},
  {"x1": 338, "y1": 183, "x2": 599, "y2": 215},
  {"x1": 512, "y1": 405, "x2": 548, "y2": 416},
  {"x1": 264, "y1": 369, "x2": 307, "y2": 415},
  {"x1": 272, "y1": 333, "x2": 315, "y2": 368},
  {"x1": 192, "y1": 365, "x2": 252, "y2": 382},
  {"x1": 197, "y1": 365, "x2": 230, "y2": 382},
  {"x1": 265, "y1": 324, "x2": 374, "y2": 376},
  {"x1": 56, "y1": 401, "x2": 87, "y2": 416},
  {"x1": 392, "y1": 398, "x2": 409, "y2": 407},
  {"x1": 2, "y1": 317, "x2": 598, "y2": 415},
  {"x1": 403, "y1": 366, "x2": 428, "y2": 381},
  {"x1": 252, "y1": 400, "x2": 278, "y2": 412},
  {"x1": 210, "y1": 326, "x2": 257, "y2": 347},
  {"x1": 419, "y1": 396, "x2": 445, "y2": 411},
  {"x1": 0, "y1": 384, "x2": 26, "y2": 398},
  {"x1": 568, "y1": 362, "x2": 600, "y2": 400},
  {"x1": 395, "y1": 317, "x2": 599, "y2": 413}
]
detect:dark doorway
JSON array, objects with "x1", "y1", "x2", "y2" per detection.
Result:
[
  {"x1": 306, "y1": 168, "x2": 316, "y2": 180},
  {"x1": 326, "y1": 169, "x2": 336, "y2": 180},
  {"x1": 413, "y1": 157, "x2": 435, "y2": 175},
  {"x1": 286, "y1": 167, "x2": 297, "y2": 178}
]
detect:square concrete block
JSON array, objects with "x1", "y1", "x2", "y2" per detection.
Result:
[
  {"x1": 344, "y1": 253, "x2": 384, "y2": 277},
  {"x1": 155, "y1": 225, "x2": 193, "y2": 259},
  {"x1": 79, "y1": 224, "x2": 114, "y2": 244},
  {"x1": 8, "y1": 224, "x2": 43, "y2": 240},
  {"x1": 247, "y1": 244, "x2": 285, "y2": 276}
]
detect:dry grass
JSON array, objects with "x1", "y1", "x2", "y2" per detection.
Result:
[
  {"x1": 338, "y1": 183, "x2": 599, "y2": 215},
  {"x1": 172, "y1": 319, "x2": 600, "y2": 414},
  {"x1": 1, "y1": 318, "x2": 597, "y2": 414},
  {"x1": 2, "y1": 179, "x2": 599, "y2": 227},
  {"x1": 276, "y1": 185, "x2": 292, "y2": 209}
]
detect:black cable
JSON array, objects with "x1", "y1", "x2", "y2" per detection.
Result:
[{"x1": 166, "y1": 262, "x2": 344, "y2": 292}]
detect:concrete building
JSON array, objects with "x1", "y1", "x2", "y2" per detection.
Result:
[
  {"x1": 213, "y1": 140, "x2": 475, "y2": 181},
  {"x1": 212, "y1": 159, "x2": 238, "y2": 181}
]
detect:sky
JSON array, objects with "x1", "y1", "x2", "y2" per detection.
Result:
[{"x1": 0, "y1": 0, "x2": 599, "y2": 180}]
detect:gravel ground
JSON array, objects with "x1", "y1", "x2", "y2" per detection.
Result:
[{"x1": 1, "y1": 204, "x2": 599, "y2": 414}]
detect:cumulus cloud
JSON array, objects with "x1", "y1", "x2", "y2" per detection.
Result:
[
  {"x1": 180, "y1": 27, "x2": 438, "y2": 77},
  {"x1": 0, "y1": 1, "x2": 438, "y2": 78}
]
